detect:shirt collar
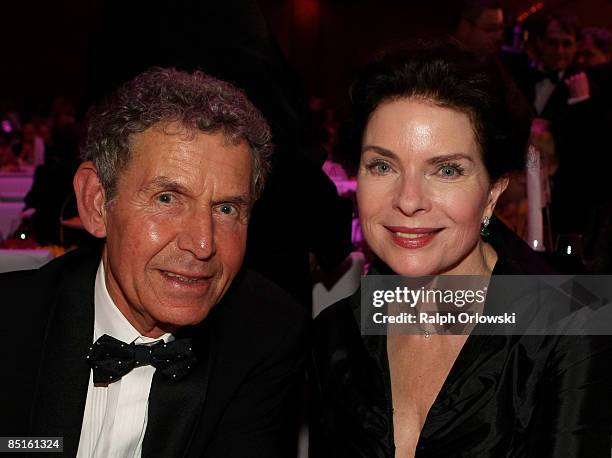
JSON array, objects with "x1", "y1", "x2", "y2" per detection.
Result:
[
  {"x1": 94, "y1": 260, "x2": 173, "y2": 345},
  {"x1": 536, "y1": 65, "x2": 566, "y2": 82}
]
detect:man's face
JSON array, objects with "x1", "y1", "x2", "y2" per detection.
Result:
[
  {"x1": 460, "y1": 8, "x2": 504, "y2": 54},
  {"x1": 102, "y1": 123, "x2": 252, "y2": 337},
  {"x1": 577, "y1": 35, "x2": 611, "y2": 69},
  {"x1": 539, "y1": 20, "x2": 577, "y2": 72}
]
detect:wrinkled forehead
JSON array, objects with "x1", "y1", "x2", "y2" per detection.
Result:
[{"x1": 121, "y1": 121, "x2": 253, "y2": 177}]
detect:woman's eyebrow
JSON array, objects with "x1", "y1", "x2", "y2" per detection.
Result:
[
  {"x1": 427, "y1": 153, "x2": 474, "y2": 165},
  {"x1": 361, "y1": 145, "x2": 397, "y2": 159},
  {"x1": 362, "y1": 148, "x2": 474, "y2": 165}
]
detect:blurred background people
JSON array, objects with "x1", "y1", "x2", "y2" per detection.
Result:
[
  {"x1": 529, "y1": 14, "x2": 580, "y2": 117},
  {"x1": 577, "y1": 27, "x2": 612, "y2": 69},
  {"x1": 453, "y1": 0, "x2": 504, "y2": 54}
]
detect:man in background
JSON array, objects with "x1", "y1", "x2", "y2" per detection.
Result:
[
  {"x1": 577, "y1": 27, "x2": 612, "y2": 70},
  {"x1": 453, "y1": 0, "x2": 504, "y2": 55}
]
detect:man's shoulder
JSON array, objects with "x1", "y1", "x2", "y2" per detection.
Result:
[
  {"x1": 226, "y1": 268, "x2": 308, "y2": 324},
  {"x1": 207, "y1": 268, "x2": 309, "y2": 356}
]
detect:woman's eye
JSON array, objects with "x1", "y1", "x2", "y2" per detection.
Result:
[
  {"x1": 367, "y1": 160, "x2": 393, "y2": 175},
  {"x1": 158, "y1": 193, "x2": 174, "y2": 203},
  {"x1": 437, "y1": 163, "x2": 464, "y2": 178},
  {"x1": 440, "y1": 166, "x2": 456, "y2": 177}
]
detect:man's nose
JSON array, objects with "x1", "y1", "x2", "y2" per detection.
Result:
[
  {"x1": 392, "y1": 174, "x2": 432, "y2": 217},
  {"x1": 177, "y1": 207, "x2": 216, "y2": 260}
]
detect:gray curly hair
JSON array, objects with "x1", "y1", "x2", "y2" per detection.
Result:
[{"x1": 81, "y1": 67, "x2": 272, "y2": 203}]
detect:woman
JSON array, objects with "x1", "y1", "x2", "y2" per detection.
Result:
[{"x1": 312, "y1": 42, "x2": 612, "y2": 457}]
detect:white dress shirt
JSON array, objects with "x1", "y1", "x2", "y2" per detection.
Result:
[
  {"x1": 534, "y1": 71, "x2": 563, "y2": 115},
  {"x1": 76, "y1": 261, "x2": 173, "y2": 458}
]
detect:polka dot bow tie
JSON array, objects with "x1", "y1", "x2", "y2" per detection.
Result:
[{"x1": 87, "y1": 334, "x2": 197, "y2": 384}]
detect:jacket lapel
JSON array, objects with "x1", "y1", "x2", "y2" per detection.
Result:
[
  {"x1": 142, "y1": 322, "x2": 213, "y2": 458},
  {"x1": 28, "y1": 249, "x2": 99, "y2": 456}
]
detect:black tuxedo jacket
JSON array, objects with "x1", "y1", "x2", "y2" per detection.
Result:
[
  {"x1": 535, "y1": 71, "x2": 574, "y2": 121},
  {"x1": 508, "y1": 61, "x2": 577, "y2": 119},
  {"x1": 0, "y1": 247, "x2": 308, "y2": 457}
]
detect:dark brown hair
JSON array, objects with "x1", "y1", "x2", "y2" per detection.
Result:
[{"x1": 337, "y1": 40, "x2": 531, "y2": 181}]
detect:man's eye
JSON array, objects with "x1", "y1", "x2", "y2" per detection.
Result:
[
  {"x1": 219, "y1": 204, "x2": 236, "y2": 215},
  {"x1": 158, "y1": 193, "x2": 174, "y2": 203}
]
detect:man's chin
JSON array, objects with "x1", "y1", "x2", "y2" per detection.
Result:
[{"x1": 159, "y1": 304, "x2": 214, "y2": 327}]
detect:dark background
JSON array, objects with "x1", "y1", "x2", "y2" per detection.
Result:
[{"x1": 3, "y1": 0, "x2": 612, "y2": 114}]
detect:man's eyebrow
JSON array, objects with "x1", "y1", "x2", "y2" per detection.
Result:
[
  {"x1": 213, "y1": 194, "x2": 251, "y2": 207},
  {"x1": 361, "y1": 145, "x2": 397, "y2": 159},
  {"x1": 142, "y1": 176, "x2": 189, "y2": 193},
  {"x1": 427, "y1": 153, "x2": 474, "y2": 165}
]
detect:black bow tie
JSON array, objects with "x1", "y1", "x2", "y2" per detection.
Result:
[{"x1": 87, "y1": 334, "x2": 197, "y2": 384}]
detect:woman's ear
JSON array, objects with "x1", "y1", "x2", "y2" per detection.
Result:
[
  {"x1": 73, "y1": 161, "x2": 108, "y2": 238},
  {"x1": 484, "y1": 176, "x2": 509, "y2": 217}
]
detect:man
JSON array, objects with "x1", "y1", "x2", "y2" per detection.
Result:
[
  {"x1": 452, "y1": 1, "x2": 530, "y2": 94},
  {"x1": 529, "y1": 15, "x2": 581, "y2": 117},
  {"x1": 550, "y1": 26, "x2": 612, "y2": 271},
  {"x1": 453, "y1": 0, "x2": 505, "y2": 55},
  {"x1": 88, "y1": 0, "x2": 354, "y2": 309},
  {"x1": 0, "y1": 68, "x2": 307, "y2": 457},
  {"x1": 577, "y1": 27, "x2": 612, "y2": 70}
]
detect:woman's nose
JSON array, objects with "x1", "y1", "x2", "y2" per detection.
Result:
[{"x1": 392, "y1": 175, "x2": 432, "y2": 217}]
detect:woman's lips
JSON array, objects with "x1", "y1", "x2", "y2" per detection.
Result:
[{"x1": 385, "y1": 226, "x2": 442, "y2": 249}]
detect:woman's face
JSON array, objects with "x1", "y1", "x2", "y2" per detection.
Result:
[{"x1": 357, "y1": 98, "x2": 506, "y2": 276}]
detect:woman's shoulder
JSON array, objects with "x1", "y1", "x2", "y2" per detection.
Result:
[
  {"x1": 313, "y1": 295, "x2": 362, "y2": 349},
  {"x1": 315, "y1": 295, "x2": 355, "y2": 324},
  {"x1": 489, "y1": 216, "x2": 557, "y2": 275}
]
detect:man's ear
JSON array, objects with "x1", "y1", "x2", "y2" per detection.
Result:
[
  {"x1": 484, "y1": 176, "x2": 509, "y2": 218},
  {"x1": 73, "y1": 161, "x2": 108, "y2": 238}
]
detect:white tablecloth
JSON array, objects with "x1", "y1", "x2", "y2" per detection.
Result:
[
  {"x1": 0, "y1": 202, "x2": 24, "y2": 239},
  {"x1": 0, "y1": 249, "x2": 53, "y2": 273}
]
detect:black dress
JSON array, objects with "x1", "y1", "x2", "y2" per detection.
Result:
[{"x1": 311, "y1": 218, "x2": 612, "y2": 457}]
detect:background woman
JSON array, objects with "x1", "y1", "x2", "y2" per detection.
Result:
[{"x1": 312, "y1": 42, "x2": 612, "y2": 457}]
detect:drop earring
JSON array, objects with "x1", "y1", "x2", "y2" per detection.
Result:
[{"x1": 480, "y1": 215, "x2": 491, "y2": 238}]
